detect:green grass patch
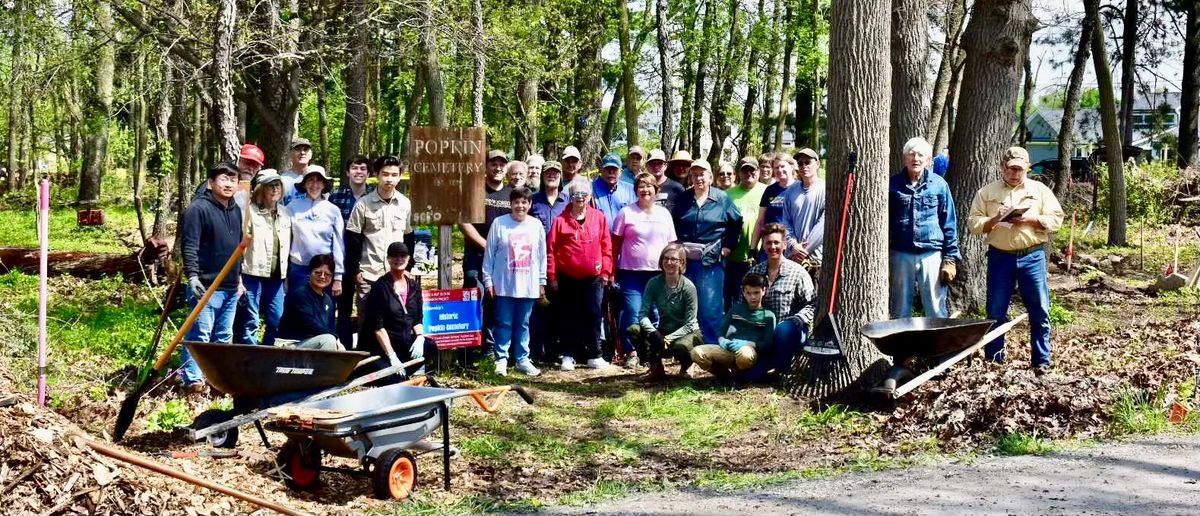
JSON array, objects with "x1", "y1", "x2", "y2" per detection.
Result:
[
  {"x1": 379, "y1": 494, "x2": 541, "y2": 515},
  {"x1": 556, "y1": 479, "x2": 646, "y2": 506},
  {"x1": 0, "y1": 204, "x2": 141, "y2": 253},
  {"x1": 1110, "y1": 387, "x2": 1172, "y2": 436},
  {"x1": 995, "y1": 431, "x2": 1057, "y2": 456},
  {"x1": 594, "y1": 386, "x2": 779, "y2": 450},
  {"x1": 693, "y1": 469, "x2": 808, "y2": 492}
]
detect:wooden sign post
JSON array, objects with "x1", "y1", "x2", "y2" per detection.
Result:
[{"x1": 406, "y1": 127, "x2": 487, "y2": 289}]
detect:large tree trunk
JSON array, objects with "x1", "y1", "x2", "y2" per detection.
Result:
[
  {"x1": 1118, "y1": 0, "x2": 1137, "y2": 146},
  {"x1": 419, "y1": 0, "x2": 447, "y2": 128},
  {"x1": 152, "y1": 59, "x2": 175, "y2": 241},
  {"x1": 133, "y1": 52, "x2": 150, "y2": 243},
  {"x1": 212, "y1": 0, "x2": 240, "y2": 162},
  {"x1": 340, "y1": 0, "x2": 368, "y2": 171},
  {"x1": 772, "y1": 3, "x2": 795, "y2": 153},
  {"x1": 573, "y1": 5, "x2": 606, "y2": 166},
  {"x1": 738, "y1": 0, "x2": 766, "y2": 157},
  {"x1": 690, "y1": 0, "x2": 714, "y2": 157},
  {"x1": 890, "y1": 0, "x2": 930, "y2": 169},
  {"x1": 1178, "y1": 1, "x2": 1200, "y2": 169},
  {"x1": 618, "y1": 0, "x2": 640, "y2": 147},
  {"x1": 1087, "y1": 0, "x2": 1127, "y2": 246},
  {"x1": 318, "y1": 80, "x2": 331, "y2": 166},
  {"x1": 245, "y1": 0, "x2": 300, "y2": 169},
  {"x1": 657, "y1": 0, "x2": 677, "y2": 153},
  {"x1": 927, "y1": 0, "x2": 965, "y2": 142},
  {"x1": 603, "y1": 81, "x2": 624, "y2": 149},
  {"x1": 708, "y1": 0, "x2": 744, "y2": 164},
  {"x1": 399, "y1": 72, "x2": 425, "y2": 157},
  {"x1": 1015, "y1": 51, "x2": 1033, "y2": 145},
  {"x1": 472, "y1": 0, "x2": 485, "y2": 127},
  {"x1": 787, "y1": 0, "x2": 891, "y2": 400},
  {"x1": 6, "y1": 5, "x2": 21, "y2": 193},
  {"x1": 946, "y1": 0, "x2": 1036, "y2": 316},
  {"x1": 515, "y1": 76, "x2": 540, "y2": 157},
  {"x1": 1055, "y1": 11, "x2": 1094, "y2": 197},
  {"x1": 760, "y1": 0, "x2": 782, "y2": 149},
  {"x1": 78, "y1": 2, "x2": 115, "y2": 206}
]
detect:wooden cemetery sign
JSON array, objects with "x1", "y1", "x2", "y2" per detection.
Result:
[{"x1": 407, "y1": 127, "x2": 486, "y2": 225}]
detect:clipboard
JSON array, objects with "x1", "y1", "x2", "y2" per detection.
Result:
[{"x1": 1000, "y1": 206, "x2": 1028, "y2": 222}]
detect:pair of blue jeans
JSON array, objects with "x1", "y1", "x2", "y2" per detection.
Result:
[
  {"x1": 742, "y1": 319, "x2": 806, "y2": 382},
  {"x1": 287, "y1": 262, "x2": 310, "y2": 291},
  {"x1": 888, "y1": 250, "x2": 948, "y2": 318},
  {"x1": 985, "y1": 247, "x2": 1052, "y2": 367},
  {"x1": 616, "y1": 269, "x2": 659, "y2": 354},
  {"x1": 238, "y1": 275, "x2": 286, "y2": 346},
  {"x1": 179, "y1": 288, "x2": 240, "y2": 385},
  {"x1": 493, "y1": 296, "x2": 536, "y2": 364},
  {"x1": 685, "y1": 259, "x2": 725, "y2": 343}
]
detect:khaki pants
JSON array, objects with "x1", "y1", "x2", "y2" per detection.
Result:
[{"x1": 691, "y1": 344, "x2": 758, "y2": 373}]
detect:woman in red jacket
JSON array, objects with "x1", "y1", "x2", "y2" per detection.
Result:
[{"x1": 547, "y1": 177, "x2": 614, "y2": 371}]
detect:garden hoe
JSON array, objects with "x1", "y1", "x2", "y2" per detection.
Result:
[{"x1": 113, "y1": 239, "x2": 248, "y2": 442}]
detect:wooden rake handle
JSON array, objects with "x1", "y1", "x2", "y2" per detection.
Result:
[{"x1": 152, "y1": 238, "x2": 249, "y2": 371}]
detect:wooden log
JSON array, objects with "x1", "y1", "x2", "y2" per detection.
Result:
[{"x1": 0, "y1": 237, "x2": 169, "y2": 282}]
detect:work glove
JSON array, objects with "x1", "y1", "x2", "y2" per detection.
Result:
[
  {"x1": 386, "y1": 349, "x2": 402, "y2": 367},
  {"x1": 188, "y1": 276, "x2": 205, "y2": 299},
  {"x1": 648, "y1": 330, "x2": 666, "y2": 350},
  {"x1": 940, "y1": 261, "x2": 957, "y2": 284}
]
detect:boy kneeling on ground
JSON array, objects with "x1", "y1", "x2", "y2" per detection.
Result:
[{"x1": 691, "y1": 272, "x2": 777, "y2": 384}]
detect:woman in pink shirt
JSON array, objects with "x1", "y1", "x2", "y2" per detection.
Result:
[{"x1": 612, "y1": 173, "x2": 678, "y2": 369}]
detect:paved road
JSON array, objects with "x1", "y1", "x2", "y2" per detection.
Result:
[{"x1": 548, "y1": 434, "x2": 1200, "y2": 515}]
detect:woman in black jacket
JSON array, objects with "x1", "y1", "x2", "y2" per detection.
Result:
[
  {"x1": 358, "y1": 242, "x2": 432, "y2": 379},
  {"x1": 277, "y1": 254, "x2": 341, "y2": 349}
]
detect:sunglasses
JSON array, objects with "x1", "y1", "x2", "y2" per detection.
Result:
[
  {"x1": 311, "y1": 270, "x2": 332, "y2": 278},
  {"x1": 570, "y1": 193, "x2": 589, "y2": 200}
]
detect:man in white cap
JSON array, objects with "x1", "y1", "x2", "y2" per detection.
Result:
[
  {"x1": 282, "y1": 137, "x2": 317, "y2": 205},
  {"x1": 780, "y1": 148, "x2": 826, "y2": 272},
  {"x1": 561, "y1": 146, "x2": 583, "y2": 184},
  {"x1": 620, "y1": 146, "x2": 647, "y2": 185}
]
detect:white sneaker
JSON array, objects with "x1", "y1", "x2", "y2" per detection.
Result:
[
  {"x1": 560, "y1": 356, "x2": 576, "y2": 371},
  {"x1": 586, "y1": 358, "x2": 611, "y2": 369},
  {"x1": 515, "y1": 360, "x2": 542, "y2": 376},
  {"x1": 494, "y1": 359, "x2": 508, "y2": 376},
  {"x1": 625, "y1": 355, "x2": 640, "y2": 369}
]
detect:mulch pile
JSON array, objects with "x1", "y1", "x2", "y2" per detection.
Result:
[{"x1": 887, "y1": 318, "x2": 1200, "y2": 449}]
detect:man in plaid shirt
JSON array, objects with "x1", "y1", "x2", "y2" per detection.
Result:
[{"x1": 745, "y1": 222, "x2": 817, "y2": 382}]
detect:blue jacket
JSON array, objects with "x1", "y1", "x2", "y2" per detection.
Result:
[
  {"x1": 888, "y1": 169, "x2": 961, "y2": 260},
  {"x1": 672, "y1": 187, "x2": 743, "y2": 266},
  {"x1": 530, "y1": 190, "x2": 569, "y2": 235}
]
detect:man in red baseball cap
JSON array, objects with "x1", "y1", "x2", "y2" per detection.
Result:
[{"x1": 238, "y1": 144, "x2": 266, "y2": 180}]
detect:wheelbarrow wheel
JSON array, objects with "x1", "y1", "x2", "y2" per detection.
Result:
[
  {"x1": 191, "y1": 409, "x2": 239, "y2": 449},
  {"x1": 373, "y1": 449, "x2": 418, "y2": 500},
  {"x1": 277, "y1": 438, "x2": 322, "y2": 491}
]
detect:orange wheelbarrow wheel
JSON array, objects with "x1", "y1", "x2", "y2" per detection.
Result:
[{"x1": 373, "y1": 449, "x2": 418, "y2": 500}]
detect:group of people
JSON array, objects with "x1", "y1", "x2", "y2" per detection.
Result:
[
  {"x1": 178, "y1": 133, "x2": 1065, "y2": 392},
  {"x1": 178, "y1": 139, "x2": 427, "y2": 392}
]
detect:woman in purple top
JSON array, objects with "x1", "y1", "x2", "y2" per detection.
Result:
[{"x1": 612, "y1": 172, "x2": 678, "y2": 369}]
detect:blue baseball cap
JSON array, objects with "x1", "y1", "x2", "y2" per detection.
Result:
[{"x1": 601, "y1": 153, "x2": 622, "y2": 170}]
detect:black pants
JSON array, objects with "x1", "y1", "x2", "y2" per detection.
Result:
[
  {"x1": 336, "y1": 274, "x2": 357, "y2": 348},
  {"x1": 725, "y1": 260, "x2": 752, "y2": 312},
  {"x1": 529, "y1": 293, "x2": 558, "y2": 363},
  {"x1": 558, "y1": 275, "x2": 603, "y2": 361},
  {"x1": 463, "y1": 249, "x2": 494, "y2": 359}
]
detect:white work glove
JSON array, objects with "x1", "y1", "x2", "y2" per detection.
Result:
[
  {"x1": 386, "y1": 350, "x2": 401, "y2": 367},
  {"x1": 188, "y1": 276, "x2": 205, "y2": 298}
]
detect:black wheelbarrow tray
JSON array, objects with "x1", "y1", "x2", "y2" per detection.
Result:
[
  {"x1": 183, "y1": 341, "x2": 417, "y2": 448},
  {"x1": 860, "y1": 313, "x2": 1028, "y2": 399},
  {"x1": 263, "y1": 379, "x2": 534, "y2": 500}
]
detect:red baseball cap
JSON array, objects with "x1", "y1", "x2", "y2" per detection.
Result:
[{"x1": 239, "y1": 144, "x2": 266, "y2": 165}]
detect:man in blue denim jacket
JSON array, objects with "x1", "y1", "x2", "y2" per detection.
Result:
[{"x1": 888, "y1": 137, "x2": 961, "y2": 319}]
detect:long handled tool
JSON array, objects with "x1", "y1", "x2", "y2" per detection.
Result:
[
  {"x1": 802, "y1": 152, "x2": 857, "y2": 358},
  {"x1": 132, "y1": 267, "x2": 184, "y2": 387},
  {"x1": 1066, "y1": 212, "x2": 1076, "y2": 273},
  {"x1": 113, "y1": 239, "x2": 249, "y2": 442}
]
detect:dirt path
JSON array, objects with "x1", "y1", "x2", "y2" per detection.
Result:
[{"x1": 548, "y1": 433, "x2": 1200, "y2": 515}]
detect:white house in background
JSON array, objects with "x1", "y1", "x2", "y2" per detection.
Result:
[{"x1": 1024, "y1": 90, "x2": 1193, "y2": 163}]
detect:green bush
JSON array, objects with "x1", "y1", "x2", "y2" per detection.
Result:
[
  {"x1": 146, "y1": 399, "x2": 193, "y2": 431},
  {"x1": 1094, "y1": 161, "x2": 1178, "y2": 225}
]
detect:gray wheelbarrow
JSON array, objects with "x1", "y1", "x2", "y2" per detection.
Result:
[
  {"x1": 862, "y1": 314, "x2": 1028, "y2": 399},
  {"x1": 264, "y1": 378, "x2": 534, "y2": 500}
]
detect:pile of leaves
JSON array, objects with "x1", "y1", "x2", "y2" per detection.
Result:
[{"x1": 886, "y1": 318, "x2": 1200, "y2": 449}]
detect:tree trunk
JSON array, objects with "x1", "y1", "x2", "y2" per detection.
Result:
[
  {"x1": 212, "y1": 0, "x2": 240, "y2": 162},
  {"x1": 419, "y1": 0, "x2": 447, "y2": 128},
  {"x1": 472, "y1": 0, "x2": 485, "y2": 127},
  {"x1": 133, "y1": 52, "x2": 150, "y2": 243},
  {"x1": 1087, "y1": 0, "x2": 1127, "y2": 246},
  {"x1": 708, "y1": 0, "x2": 744, "y2": 164},
  {"x1": 1015, "y1": 52, "x2": 1033, "y2": 145},
  {"x1": 690, "y1": 0, "x2": 714, "y2": 157},
  {"x1": 619, "y1": 0, "x2": 640, "y2": 146},
  {"x1": 78, "y1": 2, "x2": 115, "y2": 206},
  {"x1": 773, "y1": 2, "x2": 795, "y2": 153},
  {"x1": 318, "y1": 79, "x2": 331, "y2": 167},
  {"x1": 794, "y1": 0, "x2": 822, "y2": 151},
  {"x1": 761, "y1": 0, "x2": 782, "y2": 149},
  {"x1": 1180, "y1": 1, "x2": 1200, "y2": 169},
  {"x1": 787, "y1": 0, "x2": 891, "y2": 400},
  {"x1": 573, "y1": 2, "x2": 606, "y2": 166},
  {"x1": 516, "y1": 76, "x2": 540, "y2": 157},
  {"x1": 6, "y1": 6, "x2": 21, "y2": 193},
  {"x1": 945, "y1": 0, "x2": 1036, "y2": 316},
  {"x1": 738, "y1": 0, "x2": 766, "y2": 157},
  {"x1": 890, "y1": 0, "x2": 930, "y2": 169},
  {"x1": 152, "y1": 59, "x2": 175, "y2": 241},
  {"x1": 400, "y1": 72, "x2": 425, "y2": 157},
  {"x1": 340, "y1": 0, "x2": 368, "y2": 173},
  {"x1": 934, "y1": 50, "x2": 966, "y2": 158},
  {"x1": 657, "y1": 0, "x2": 677, "y2": 153},
  {"x1": 927, "y1": 0, "x2": 965, "y2": 143},
  {"x1": 1055, "y1": 11, "x2": 1094, "y2": 197},
  {"x1": 1118, "y1": 0, "x2": 1137, "y2": 146},
  {"x1": 603, "y1": 80, "x2": 624, "y2": 149},
  {"x1": 245, "y1": 0, "x2": 300, "y2": 169}
]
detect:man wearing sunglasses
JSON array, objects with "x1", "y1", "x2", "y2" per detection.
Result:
[{"x1": 967, "y1": 146, "x2": 1064, "y2": 376}]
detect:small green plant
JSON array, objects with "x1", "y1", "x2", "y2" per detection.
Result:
[
  {"x1": 995, "y1": 432, "x2": 1056, "y2": 456},
  {"x1": 146, "y1": 399, "x2": 193, "y2": 431},
  {"x1": 1077, "y1": 266, "x2": 1105, "y2": 283},
  {"x1": 1048, "y1": 294, "x2": 1074, "y2": 326},
  {"x1": 1109, "y1": 387, "x2": 1170, "y2": 436}
]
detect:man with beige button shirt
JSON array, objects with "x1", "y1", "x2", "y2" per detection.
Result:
[
  {"x1": 345, "y1": 155, "x2": 413, "y2": 347},
  {"x1": 968, "y1": 146, "x2": 1064, "y2": 375}
]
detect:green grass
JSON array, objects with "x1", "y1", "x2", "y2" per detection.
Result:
[
  {"x1": 146, "y1": 398, "x2": 193, "y2": 431},
  {"x1": 0, "y1": 204, "x2": 142, "y2": 253},
  {"x1": 1109, "y1": 387, "x2": 1172, "y2": 436},
  {"x1": 377, "y1": 494, "x2": 541, "y2": 515},
  {"x1": 995, "y1": 432, "x2": 1057, "y2": 456},
  {"x1": 556, "y1": 479, "x2": 650, "y2": 506},
  {"x1": 594, "y1": 386, "x2": 780, "y2": 449}
]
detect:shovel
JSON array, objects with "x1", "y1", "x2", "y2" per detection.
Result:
[
  {"x1": 802, "y1": 152, "x2": 856, "y2": 359},
  {"x1": 113, "y1": 239, "x2": 249, "y2": 442}
]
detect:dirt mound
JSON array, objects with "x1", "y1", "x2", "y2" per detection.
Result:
[
  {"x1": 886, "y1": 318, "x2": 1200, "y2": 449},
  {"x1": 0, "y1": 371, "x2": 260, "y2": 516}
]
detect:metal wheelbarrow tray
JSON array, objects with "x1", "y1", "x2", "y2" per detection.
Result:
[
  {"x1": 264, "y1": 381, "x2": 534, "y2": 500},
  {"x1": 860, "y1": 314, "x2": 1028, "y2": 399}
]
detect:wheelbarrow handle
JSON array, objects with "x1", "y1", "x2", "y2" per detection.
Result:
[
  {"x1": 464, "y1": 385, "x2": 535, "y2": 413},
  {"x1": 511, "y1": 385, "x2": 536, "y2": 405}
]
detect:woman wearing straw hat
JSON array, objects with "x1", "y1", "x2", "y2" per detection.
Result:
[{"x1": 237, "y1": 169, "x2": 292, "y2": 346}]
